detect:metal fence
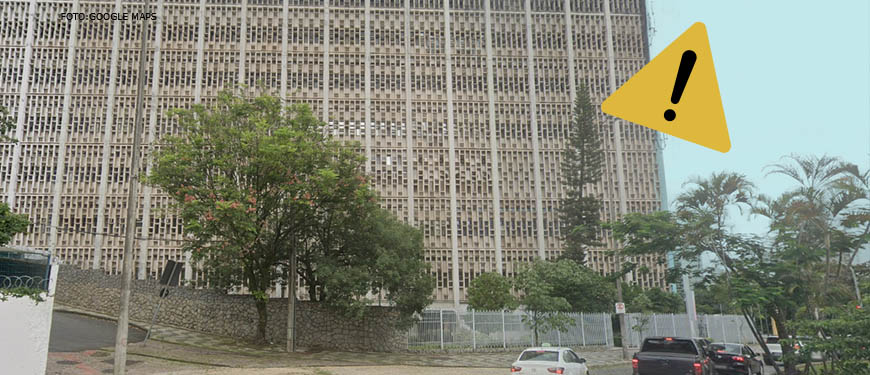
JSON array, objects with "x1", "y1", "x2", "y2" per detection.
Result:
[
  {"x1": 624, "y1": 313, "x2": 757, "y2": 347},
  {"x1": 407, "y1": 309, "x2": 613, "y2": 350},
  {"x1": 0, "y1": 246, "x2": 51, "y2": 291}
]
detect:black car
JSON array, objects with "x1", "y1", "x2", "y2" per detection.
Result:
[
  {"x1": 709, "y1": 342, "x2": 765, "y2": 375},
  {"x1": 633, "y1": 337, "x2": 714, "y2": 375}
]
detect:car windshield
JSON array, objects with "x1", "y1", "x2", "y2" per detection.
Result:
[
  {"x1": 519, "y1": 350, "x2": 559, "y2": 362},
  {"x1": 641, "y1": 338, "x2": 698, "y2": 354},
  {"x1": 710, "y1": 343, "x2": 742, "y2": 354}
]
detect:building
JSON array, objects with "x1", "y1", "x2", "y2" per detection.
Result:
[{"x1": 0, "y1": 0, "x2": 667, "y2": 305}]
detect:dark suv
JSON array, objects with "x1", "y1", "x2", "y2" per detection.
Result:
[{"x1": 632, "y1": 336, "x2": 714, "y2": 375}]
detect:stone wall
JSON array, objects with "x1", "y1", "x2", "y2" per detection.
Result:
[{"x1": 55, "y1": 267, "x2": 406, "y2": 352}]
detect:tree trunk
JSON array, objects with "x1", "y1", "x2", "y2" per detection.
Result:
[
  {"x1": 255, "y1": 297, "x2": 268, "y2": 344},
  {"x1": 741, "y1": 307, "x2": 782, "y2": 375},
  {"x1": 822, "y1": 231, "x2": 831, "y2": 298},
  {"x1": 773, "y1": 318, "x2": 799, "y2": 375},
  {"x1": 286, "y1": 248, "x2": 296, "y2": 352},
  {"x1": 534, "y1": 324, "x2": 539, "y2": 347}
]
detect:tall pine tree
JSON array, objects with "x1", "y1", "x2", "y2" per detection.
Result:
[{"x1": 559, "y1": 85, "x2": 604, "y2": 264}]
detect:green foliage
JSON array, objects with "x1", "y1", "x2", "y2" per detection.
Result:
[
  {"x1": 692, "y1": 277, "x2": 739, "y2": 314},
  {"x1": 622, "y1": 283, "x2": 685, "y2": 313},
  {"x1": 513, "y1": 260, "x2": 615, "y2": 344},
  {"x1": 791, "y1": 304, "x2": 870, "y2": 374},
  {"x1": 605, "y1": 211, "x2": 682, "y2": 259},
  {"x1": 609, "y1": 161, "x2": 870, "y2": 374},
  {"x1": 467, "y1": 272, "x2": 517, "y2": 311},
  {"x1": 0, "y1": 105, "x2": 16, "y2": 143},
  {"x1": 0, "y1": 202, "x2": 29, "y2": 246},
  {"x1": 558, "y1": 85, "x2": 604, "y2": 263},
  {"x1": 548, "y1": 260, "x2": 616, "y2": 313},
  {"x1": 0, "y1": 287, "x2": 46, "y2": 303},
  {"x1": 150, "y1": 90, "x2": 330, "y2": 341},
  {"x1": 148, "y1": 90, "x2": 433, "y2": 341},
  {"x1": 309, "y1": 207, "x2": 434, "y2": 325},
  {"x1": 514, "y1": 260, "x2": 574, "y2": 346}
]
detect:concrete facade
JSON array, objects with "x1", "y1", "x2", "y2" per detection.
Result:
[{"x1": 0, "y1": 0, "x2": 666, "y2": 304}]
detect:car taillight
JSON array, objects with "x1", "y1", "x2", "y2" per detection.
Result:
[
  {"x1": 632, "y1": 358, "x2": 639, "y2": 369},
  {"x1": 511, "y1": 366, "x2": 522, "y2": 373},
  {"x1": 732, "y1": 356, "x2": 745, "y2": 362},
  {"x1": 694, "y1": 362, "x2": 702, "y2": 375},
  {"x1": 547, "y1": 367, "x2": 564, "y2": 374}
]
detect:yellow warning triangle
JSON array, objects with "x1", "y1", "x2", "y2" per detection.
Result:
[{"x1": 602, "y1": 22, "x2": 730, "y2": 153}]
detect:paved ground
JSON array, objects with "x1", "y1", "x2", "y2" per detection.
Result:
[
  {"x1": 161, "y1": 364, "x2": 639, "y2": 375},
  {"x1": 50, "y1": 312, "x2": 146, "y2": 352}
]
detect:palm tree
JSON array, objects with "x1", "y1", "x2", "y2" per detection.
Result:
[
  {"x1": 763, "y1": 155, "x2": 863, "y2": 287},
  {"x1": 838, "y1": 163, "x2": 870, "y2": 269},
  {"x1": 675, "y1": 171, "x2": 756, "y2": 268}
]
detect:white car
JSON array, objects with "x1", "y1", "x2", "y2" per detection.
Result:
[
  {"x1": 764, "y1": 343, "x2": 783, "y2": 365},
  {"x1": 510, "y1": 347, "x2": 589, "y2": 375}
]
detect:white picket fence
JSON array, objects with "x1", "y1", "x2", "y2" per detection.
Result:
[{"x1": 407, "y1": 310, "x2": 613, "y2": 350}]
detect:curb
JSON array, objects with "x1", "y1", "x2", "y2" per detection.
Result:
[{"x1": 588, "y1": 361, "x2": 632, "y2": 369}]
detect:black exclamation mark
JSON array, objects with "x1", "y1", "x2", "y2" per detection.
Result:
[{"x1": 663, "y1": 50, "x2": 697, "y2": 122}]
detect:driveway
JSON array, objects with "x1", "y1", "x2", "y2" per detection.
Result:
[{"x1": 49, "y1": 311, "x2": 146, "y2": 352}]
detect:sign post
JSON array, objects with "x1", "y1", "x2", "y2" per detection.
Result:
[
  {"x1": 144, "y1": 260, "x2": 183, "y2": 345},
  {"x1": 615, "y1": 302, "x2": 626, "y2": 315}
]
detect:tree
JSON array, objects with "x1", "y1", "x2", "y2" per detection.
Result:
[
  {"x1": 0, "y1": 202, "x2": 29, "y2": 247},
  {"x1": 514, "y1": 260, "x2": 574, "y2": 346},
  {"x1": 559, "y1": 84, "x2": 605, "y2": 263},
  {"x1": 149, "y1": 90, "x2": 374, "y2": 342},
  {"x1": 791, "y1": 303, "x2": 870, "y2": 374},
  {"x1": 302, "y1": 205, "x2": 435, "y2": 322},
  {"x1": 0, "y1": 105, "x2": 16, "y2": 143},
  {"x1": 546, "y1": 260, "x2": 616, "y2": 313},
  {"x1": 692, "y1": 277, "x2": 740, "y2": 315},
  {"x1": 467, "y1": 272, "x2": 517, "y2": 311},
  {"x1": 622, "y1": 283, "x2": 685, "y2": 314},
  {"x1": 513, "y1": 259, "x2": 615, "y2": 345},
  {"x1": 763, "y1": 155, "x2": 865, "y2": 301}
]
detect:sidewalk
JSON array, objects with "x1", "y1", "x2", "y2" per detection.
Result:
[{"x1": 52, "y1": 304, "x2": 632, "y2": 374}]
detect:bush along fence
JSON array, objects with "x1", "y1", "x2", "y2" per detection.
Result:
[
  {"x1": 407, "y1": 310, "x2": 613, "y2": 350},
  {"x1": 624, "y1": 313, "x2": 758, "y2": 348}
]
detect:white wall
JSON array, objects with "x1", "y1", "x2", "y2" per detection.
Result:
[{"x1": 0, "y1": 265, "x2": 57, "y2": 375}]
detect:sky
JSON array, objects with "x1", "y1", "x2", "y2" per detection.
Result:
[{"x1": 646, "y1": 0, "x2": 870, "y2": 252}]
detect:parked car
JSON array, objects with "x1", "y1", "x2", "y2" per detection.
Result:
[
  {"x1": 709, "y1": 342, "x2": 765, "y2": 375},
  {"x1": 632, "y1": 336, "x2": 714, "y2": 375},
  {"x1": 763, "y1": 335, "x2": 823, "y2": 363},
  {"x1": 763, "y1": 343, "x2": 783, "y2": 365},
  {"x1": 510, "y1": 347, "x2": 589, "y2": 375}
]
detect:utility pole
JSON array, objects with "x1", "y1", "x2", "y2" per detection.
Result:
[
  {"x1": 114, "y1": 0, "x2": 150, "y2": 373},
  {"x1": 602, "y1": 0, "x2": 630, "y2": 360}
]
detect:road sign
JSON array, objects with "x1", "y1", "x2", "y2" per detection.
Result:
[
  {"x1": 615, "y1": 302, "x2": 626, "y2": 315},
  {"x1": 601, "y1": 22, "x2": 730, "y2": 153}
]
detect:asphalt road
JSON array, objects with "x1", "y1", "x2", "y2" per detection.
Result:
[{"x1": 49, "y1": 311, "x2": 146, "y2": 352}]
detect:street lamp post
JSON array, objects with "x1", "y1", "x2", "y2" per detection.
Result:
[{"x1": 114, "y1": 1, "x2": 150, "y2": 373}]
